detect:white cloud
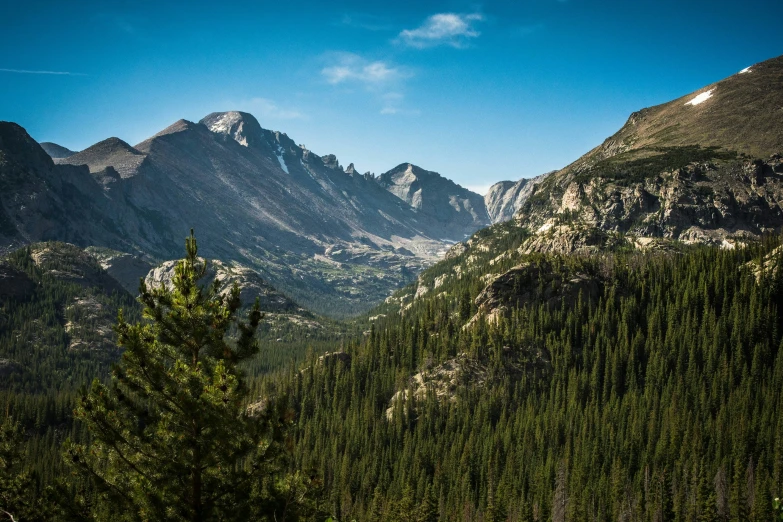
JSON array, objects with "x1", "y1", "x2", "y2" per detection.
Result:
[
  {"x1": 398, "y1": 13, "x2": 485, "y2": 48},
  {"x1": 322, "y1": 54, "x2": 404, "y2": 86},
  {"x1": 231, "y1": 97, "x2": 305, "y2": 120},
  {"x1": 322, "y1": 54, "x2": 418, "y2": 115}
]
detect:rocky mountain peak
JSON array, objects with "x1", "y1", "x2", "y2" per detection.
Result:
[
  {"x1": 376, "y1": 162, "x2": 491, "y2": 232},
  {"x1": 200, "y1": 111, "x2": 264, "y2": 148},
  {"x1": 40, "y1": 142, "x2": 77, "y2": 159},
  {"x1": 578, "y1": 54, "x2": 783, "y2": 168},
  {"x1": 60, "y1": 137, "x2": 144, "y2": 178},
  {"x1": 321, "y1": 154, "x2": 341, "y2": 170},
  {"x1": 0, "y1": 121, "x2": 54, "y2": 173}
]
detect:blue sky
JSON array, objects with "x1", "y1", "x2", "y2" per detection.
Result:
[{"x1": 1, "y1": 0, "x2": 782, "y2": 194}]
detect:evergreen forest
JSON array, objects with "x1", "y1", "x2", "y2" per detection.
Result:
[{"x1": 2, "y1": 231, "x2": 783, "y2": 521}]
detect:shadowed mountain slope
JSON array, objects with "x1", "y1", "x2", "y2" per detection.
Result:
[{"x1": 40, "y1": 142, "x2": 76, "y2": 159}]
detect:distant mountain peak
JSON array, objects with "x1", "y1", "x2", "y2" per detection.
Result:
[
  {"x1": 82, "y1": 137, "x2": 138, "y2": 153},
  {"x1": 376, "y1": 162, "x2": 490, "y2": 231},
  {"x1": 200, "y1": 111, "x2": 264, "y2": 148},
  {"x1": 321, "y1": 154, "x2": 341, "y2": 170},
  {"x1": 0, "y1": 121, "x2": 54, "y2": 172},
  {"x1": 60, "y1": 137, "x2": 144, "y2": 178},
  {"x1": 40, "y1": 142, "x2": 77, "y2": 159},
  {"x1": 147, "y1": 119, "x2": 198, "y2": 140}
]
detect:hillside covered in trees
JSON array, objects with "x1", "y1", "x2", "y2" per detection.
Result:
[
  {"x1": 2, "y1": 50, "x2": 783, "y2": 522},
  {"x1": 280, "y1": 234, "x2": 783, "y2": 521}
]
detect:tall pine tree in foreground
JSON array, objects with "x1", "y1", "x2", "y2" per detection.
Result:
[{"x1": 65, "y1": 231, "x2": 313, "y2": 521}]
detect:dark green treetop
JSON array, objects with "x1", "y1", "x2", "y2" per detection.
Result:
[{"x1": 65, "y1": 231, "x2": 311, "y2": 521}]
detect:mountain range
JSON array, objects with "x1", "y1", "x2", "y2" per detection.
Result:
[
  {"x1": 3, "y1": 55, "x2": 783, "y2": 319},
  {"x1": 0, "y1": 111, "x2": 500, "y2": 316},
  {"x1": 3, "y1": 48, "x2": 783, "y2": 522}
]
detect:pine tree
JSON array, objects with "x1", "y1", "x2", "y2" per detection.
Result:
[
  {"x1": 367, "y1": 485, "x2": 386, "y2": 522},
  {"x1": 0, "y1": 417, "x2": 38, "y2": 521},
  {"x1": 64, "y1": 231, "x2": 303, "y2": 521},
  {"x1": 393, "y1": 485, "x2": 415, "y2": 522},
  {"x1": 459, "y1": 288, "x2": 472, "y2": 323},
  {"x1": 415, "y1": 484, "x2": 438, "y2": 522}
]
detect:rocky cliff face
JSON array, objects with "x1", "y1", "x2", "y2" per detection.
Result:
[
  {"x1": 484, "y1": 172, "x2": 553, "y2": 224},
  {"x1": 376, "y1": 163, "x2": 490, "y2": 236},
  {"x1": 0, "y1": 122, "x2": 126, "y2": 254},
  {"x1": 85, "y1": 247, "x2": 154, "y2": 294},
  {"x1": 472, "y1": 260, "x2": 601, "y2": 323},
  {"x1": 144, "y1": 257, "x2": 302, "y2": 313},
  {"x1": 144, "y1": 257, "x2": 323, "y2": 329}
]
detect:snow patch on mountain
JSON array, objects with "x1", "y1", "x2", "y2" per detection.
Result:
[
  {"x1": 739, "y1": 66, "x2": 752, "y2": 74},
  {"x1": 685, "y1": 89, "x2": 714, "y2": 106},
  {"x1": 275, "y1": 146, "x2": 289, "y2": 174}
]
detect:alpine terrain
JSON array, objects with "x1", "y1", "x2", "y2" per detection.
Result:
[
  {"x1": 0, "y1": 111, "x2": 492, "y2": 316},
  {"x1": 2, "y1": 40, "x2": 783, "y2": 522}
]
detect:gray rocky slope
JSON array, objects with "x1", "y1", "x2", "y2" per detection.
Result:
[
  {"x1": 376, "y1": 163, "x2": 490, "y2": 236},
  {"x1": 484, "y1": 171, "x2": 554, "y2": 224},
  {"x1": 0, "y1": 112, "x2": 491, "y2": 316}
]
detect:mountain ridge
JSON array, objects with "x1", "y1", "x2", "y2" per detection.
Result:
[
  {"x1": 0, "y1": 112, "x2": 491, "y2": 316},
  {"x1": 40, "y1": 142, "x2": 76, "y2": 159},
  {"x1": 505, "y1": 53, "x2": 783, "y2": 251}
]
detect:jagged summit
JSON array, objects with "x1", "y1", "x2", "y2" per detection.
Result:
[
  {"x1": 377, "y1": 163, "x2": 452, "y2": 208},
  {"x1": 40, "y1": 142, "x2": 77, "y2": 159},
  {"x1": 61, "y1": 137, "x2": 145, "y2": 178},
  {"x1": 140, "y1": 119, "x2": 198, "y2": 143},
  {"x1": 1, "y1": 111, "x2": 495, "y2": 315},
  {"x1": 321, "y1": 154, "x2": 341, "y2": 170},
  {"x1": 376, "y1": 163, "x2": 490, "y2": 231},
  {"x1": 200, "y1": 111, "x2": 264, "y2": 148}
]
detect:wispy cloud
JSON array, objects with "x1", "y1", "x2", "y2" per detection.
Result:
[
  {"x1": 397, "y1": 13, "x2": 485, "y2": 48},
  {"x1": 321, "y1": 53, "x2": 408, "y2": 86},
  {"x1": 380, "y1": 106, "x2": 420, "y2": 116},
  {"x1": 232, "y1": 97, "x2": 305, "y2": 120},
  {"x1": 321, "y1": 54, "x2": 418, "y2": 115},
  {"x1": 379, "y1": 92, "x2": 420, "y2": 116},
  {"x1": 0, "y1": 68, "x2": 86, "y2": 76}
]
